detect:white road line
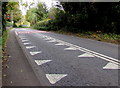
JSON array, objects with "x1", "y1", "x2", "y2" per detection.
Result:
[
  {"x1": 43, "y1": 38, "x2": 52, "y2": 40},
  {"x1": 21, "y1": 38, "x2": 27, "y2": 40},
  {"x1": 55, "y1": 43, "x2": 65, "y2": 46},
  {"x1": 47, "y1": 40, "x2": 57, "y2": 43},
  {"x1": 35, "y1": 60, "x2": 52, "y2": 65},
  {"x1": 26, "y1": 46, "x2": 36, "y2": 49},
  {"x1": 46, "y1": 74, "x2": 67, "y2": 84},
  {"x1": 103, "y1": 62, "x2": 120, "y2": 69},
  {"x1": 22, "y1": 40, "x2": 29, "y2": 42},
  {"x1": 23, "y1": 43, "x2": 31, "y2": 45},
  {"x1": 40, "y1": 34, "x2": 120, "y2": 66},
  {"x1": 30, "y1": 51, "x2": 42, "y2": 55},
  {"x1": 78, "y1": 53, "x2": 95, "y2": 57},
  {"x1": 64, "y1": 47, "x2": 77, "y2": 50}
]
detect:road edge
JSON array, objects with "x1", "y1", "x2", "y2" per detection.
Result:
[{"x1": 14, "y1": 28, "x2": 51, "y2": 86}]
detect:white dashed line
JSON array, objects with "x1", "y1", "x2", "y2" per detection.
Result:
[
  {"x1": 46, "y1": 74, "x2": 67, "y2": 84},
  {"x1": 35, "y1": 60, "x2": 52, "y2": 65},
  {"x1": 103, "y1": 62, "x2": 120, "y2": 69},
  {"x1": 30, "y1": 51, "x2": 42, "y2": 55},
  {"x1": 26, "y1": 46, "x2": 36, "y2": 49},
  {"x1": 78, "y1": 53, "x2": 95, "y2": 57}
]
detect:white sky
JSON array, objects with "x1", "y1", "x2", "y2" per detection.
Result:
[{"x1": 19, "y1": 0, "x2": 55, "y2": 15}]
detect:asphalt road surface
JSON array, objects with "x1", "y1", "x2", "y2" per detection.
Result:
[{"x1": 13, "y1": 28, "x2": 119, "y2": 86}]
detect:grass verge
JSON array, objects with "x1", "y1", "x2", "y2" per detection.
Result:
[
  {"x1": 2, "y1": 30, "x2": 9, "y2": 50},
  {"x1": 0, "y1": 37, "x2": 2, "y2": 59}
]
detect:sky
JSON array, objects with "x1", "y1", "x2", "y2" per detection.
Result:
[{"x1": 19, "y1": 0, "x2": 58, "y2": 15}]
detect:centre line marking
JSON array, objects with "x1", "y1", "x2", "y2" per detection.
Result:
[{"x1": 40, "y1": 34, "x2": 120, "y2": 65}]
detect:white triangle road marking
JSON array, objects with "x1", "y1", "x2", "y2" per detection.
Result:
[
  {"x1": 30, "y1": 51, "x2": 42, "y2": 55},
  {"x1": 19, "y1": 36, "x2": 25, "y2": 38},
  {"x1": 35, "y1": 60, "x2": 52, "y2": 65},
  {"x1": 22, "y1": 40, "x2": 29, "y2": 42},
  {"x1": 78, "y1": 53, "x2": 95, "y2": 57},
  {"x1": 46, "y1": 74, "x2": 67, "y2": 84},
  {"x1": 64, "y1": 47, "x2": 77, "y2": 50},
  {"x1": 47, "y1": 40, "x2": 56, "y2": 43},
  {"x1": 41, "y1": 36, "x2": 47, "y2": 39},
  {"x1": 23, "y1": 43, "x2": 31, "y2": 45},
  {"x1": 103, "y1": 62, "x2": 120, "y2": 69},
  {"x1": 21, "y1": 38, "x2": 27, "y2": 40},
  {"x1": 55, "y1": 43, "x2": 64, "y2": 46},
  {"x1": 26, "y1": 46, "x2": 36, "y2": 49},
  {"x1": 43, "y1": 38, "x2": 52, "y2": 40}
]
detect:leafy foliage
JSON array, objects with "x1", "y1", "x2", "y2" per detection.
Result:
[
  {"x1": 2, "y1": 2, "x2": 22, "y2": 32},
  {"x1": 26, "y1": 8, "x2": 37, "y2": 25},
  {"x1": 35, "y1": 3, "x2": 48, "y2": 21},
  {"x1": 26, "y1": 3, "x2": 48, "y2": 27},
  {"x1": 27, "y1": 2, "x2": 119, "y2": 35}
]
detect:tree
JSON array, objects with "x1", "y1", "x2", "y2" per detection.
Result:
[
  {"x1": 35, "y1": 3, "x2": 48, "y2": 21},
  {"x1": 61, "y1": 2, "x2": 120, "y2": 33},
  {"x1": 7, "y1": 4, "x2": 22, "y2": 23},
  {"x1": 2, "y1": 2, "x2": 8, "y2": 32},
  {"x1": 2, "y1": 2, "x2": 20, "y2": 31},
  {"x1": 26, "y1": 8, "x2": 37, "y2": 25}
]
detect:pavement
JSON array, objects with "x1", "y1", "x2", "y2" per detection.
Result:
[
  {"x1": 3, "y1": 28, "x2": 120, "y2": 86},
  {"x1": 2, "y1": 29, "x2": 41, "y2": 86}
]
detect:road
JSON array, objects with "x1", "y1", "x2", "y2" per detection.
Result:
[{"x1": 12, "y1": 28, "x2": 119, "y2": 86}]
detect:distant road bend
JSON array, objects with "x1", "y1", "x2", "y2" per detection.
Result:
[{"x1": 14, "y1": 28, "x2": 119, "y2": 86}]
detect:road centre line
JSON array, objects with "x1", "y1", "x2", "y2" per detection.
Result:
[{"x1": 41, "y1": 35, "x2": 120, "y2": 65}]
